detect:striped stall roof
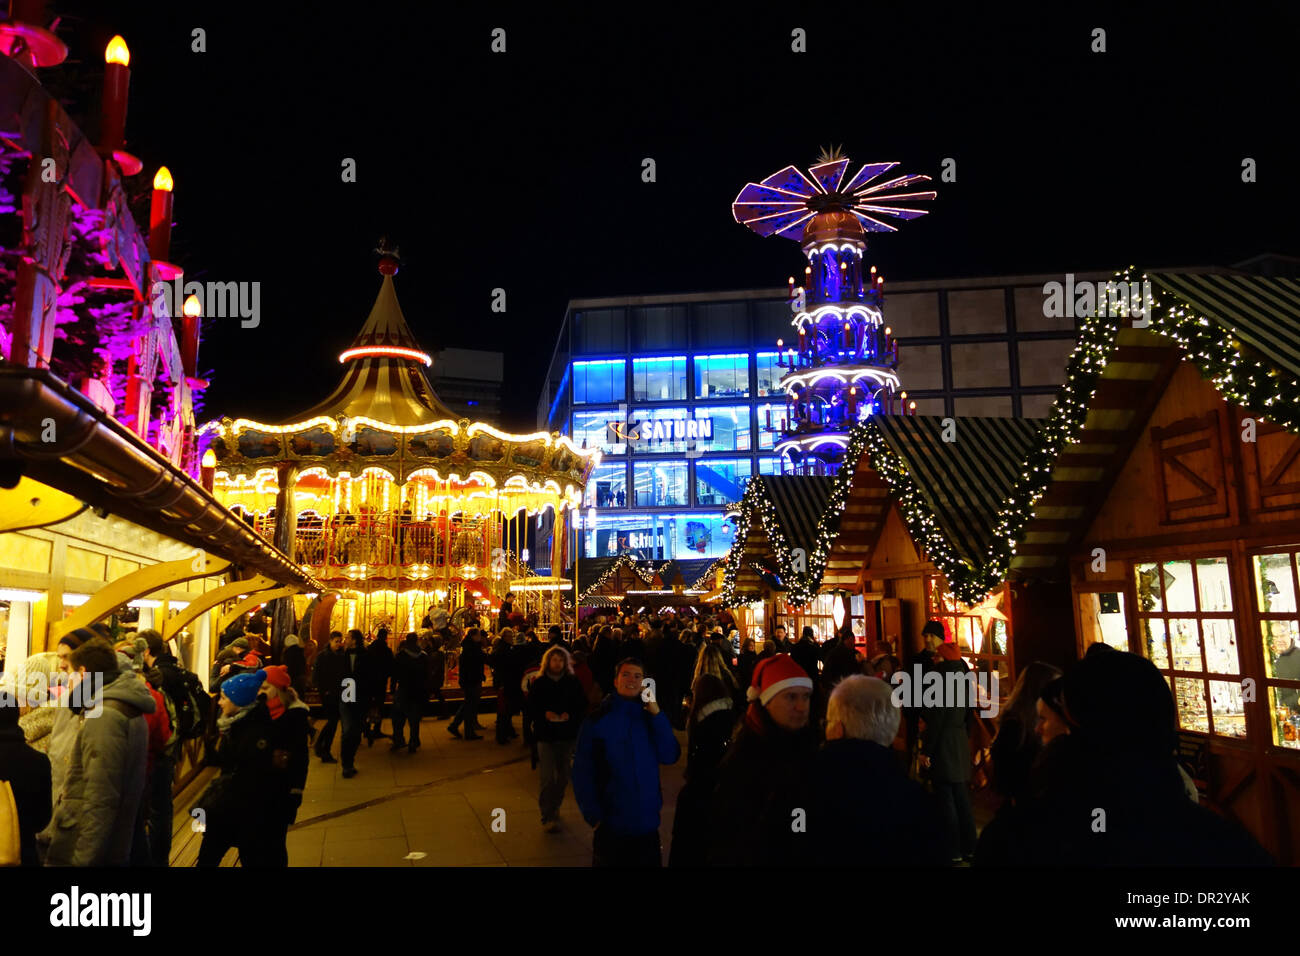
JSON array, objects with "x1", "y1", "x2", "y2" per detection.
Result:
[
  {"x1": 1152, "y1": 273, "x2": 1300, "y2": 378},
  {"x1": 872, "y1": 416, "x2": 1044, "y2": 567},
  {"x1": 751, "y1": 475, "x2": 836, "y2": 555}
]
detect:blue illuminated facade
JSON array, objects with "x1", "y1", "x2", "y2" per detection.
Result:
[{"x1": 537, "y1": 293, "x2": 800, "y2": 561}]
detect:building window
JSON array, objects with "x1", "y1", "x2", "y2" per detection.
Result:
[
  {"x1": 694, "y1": 405, "x2": 752, "y2": 452},
  {"x1": 572, "y1": 359, "x2": 626, "y2": 405},
  {"x1": 756, "y1": 352, "x2": 785, "y2": 398},
  {"x1": 573, "y1": 308, "x2": 625, "y2": 354},
  {"x1": 633, "y1": 461, "x2": 688, "y2": 507},
  {"x1": 1134, "y1": 557, "x2": 1245, "y2": 739},
  {"x1": 632, "y1": 356, "x2": 687, "y2": 402},
  {"x1": 1252, "y1": 549, "x2": 1300, "y2": 751},
  {"x1": 572, "y1": 408, "x2": 624, "y2": 455},
  {"x1": 694, "y1": 353, "x2": 750, "y2": 399},
  {"x1": 925, "y1": 576, "x2": 1013, "y2": 687},
  {"x1": 584, "y1": 463, "x2": 628, "y2": 509},
  {"x1": 693, "y1": 302, "x2": 749, "y2": 348},
  {"x1": 694, "y1": 457, "x2": 752, "y2": 506},
  {"x1": 756, "y1": 403, "x2": 790, "y2": 450},
  {"x1": 754, "y1": 298, "x2": 795, "y2": 349},
  {"x1": 632, "y1": 305, "x2": 688, "y2": 351},
  {"x1": 758, "y1": 456, "x2": 784, "y2": 475}
]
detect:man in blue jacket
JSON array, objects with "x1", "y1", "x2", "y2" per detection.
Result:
[{"x1": 572, "y1": 657, "x2": 681, "y2": 867}]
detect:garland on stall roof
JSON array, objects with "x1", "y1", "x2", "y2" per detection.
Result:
[
  {"x1": 722, "y1": 268, "x2": 1300, "y2": 609},
  {"x1": 574, "y1": 554, "x2": 673, "y2": 605},
  {"x1": 720, "y1": 474, "x2": 850, "y2": 608},
  {"x1": 1143, "y1": 273, "x2": 1300, "y2": 437}
]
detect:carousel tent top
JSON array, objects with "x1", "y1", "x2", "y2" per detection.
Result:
[
  {"x1": 289, "y1": 270, "x2": 458, "y2": 427},
  {"x1": 199, "y1": 257, "x2": 599, "y2": 509}
]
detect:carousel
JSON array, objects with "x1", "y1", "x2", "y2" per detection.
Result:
[{"x1": 197, "y1": 246, "x2": 598, "y2": 638}]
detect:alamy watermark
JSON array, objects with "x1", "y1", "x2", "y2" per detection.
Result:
[
  {"x1": 150, "y1": 277, "x2": 260, "y2": 328},
  {"x1": 1042, "y1": 274, "x2": 1152, "y2": 327},
  {"x1": 0, "y1": 671, "x2": 105, "y2": 718},
  {"x1": 890, "y1": 664, "x2": 1000, "y2": 717}
]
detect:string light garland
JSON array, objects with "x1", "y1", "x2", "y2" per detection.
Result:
[
  {"x1": 722, "y1": 266, "x2": 1292, "y2": 607},
  {"x1": 574, "y1": 554, "x2": 673, "y2": 605}
]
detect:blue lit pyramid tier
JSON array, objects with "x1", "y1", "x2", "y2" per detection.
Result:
[{"x1": 733, "y1": 150, "x2": 935, "y2": 476}]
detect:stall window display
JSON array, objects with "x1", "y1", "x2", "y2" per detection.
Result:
[
  {"x1": 1134, "y1": 556, "x2": 1245, "y2": 739},
  {"x1": 1252, "y1": 549, "x2": 1300, "y2": 750},
  {"x1": 925, "y1": 576, "x2": 1013, "y2": 692}
]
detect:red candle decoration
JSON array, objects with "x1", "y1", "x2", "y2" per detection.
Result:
[
  {"x1": 181, "y1": 293, "x2": 201, "y2": 379},
  {"x1": 101, "y1": 36, "x2": 130, "y2": 152},
  {"x1": 149, "y1": 166, "x2": 174, "y2": 261}
]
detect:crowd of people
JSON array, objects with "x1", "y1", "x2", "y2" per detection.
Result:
[{"x1": 0, "y1": 604, "x2": 1278, "y2": 869}]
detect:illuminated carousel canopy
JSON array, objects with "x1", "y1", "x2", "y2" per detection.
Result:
[{"x1": 199, "y1": 255, "x2": 599, "y2": 516}]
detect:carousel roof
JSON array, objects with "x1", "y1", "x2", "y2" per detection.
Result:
[{"x1": 288, "y1": 269, "x2": 458, "y2": 427}]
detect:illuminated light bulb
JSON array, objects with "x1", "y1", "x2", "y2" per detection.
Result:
[
  {"x1": 153, "y1": 166, "x2": 173, "y2": 191},
  {"x1": 183, "y1": 294, "x2": 201, "y2": 317},
  {"x1": 884, "y1": 327, "x2": 891, "y2": 336},
  {"x1": 105, "y1": 35, "x2": 130, "y2": 66},
  {"x1": 776, "y1": 339, "x2": 783, "y2": 348},
  {"x1": 201, "y1": 449, "x2": 216, "y2": 468}
]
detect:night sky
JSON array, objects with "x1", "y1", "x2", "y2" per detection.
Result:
[{"x1": 45, "y1": 2, "x2": 1300, "y2": 428}]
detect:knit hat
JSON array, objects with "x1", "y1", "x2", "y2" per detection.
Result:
[
  {"x1": 261, "y1": 665, "x2": 292, "y2": 689},
  {"x1": 747, "y1": 653, "x2": 813, "y2": 706},
  {"x1": 231, "y1": 637, "x2": 251, "y2": 650},
  {"x1": 221, "y1": 670, "x2": 266, "y2": 706}
]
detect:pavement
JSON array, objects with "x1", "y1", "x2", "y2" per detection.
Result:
[{"x1": 285, "y1": 715, "x2": 687, "y2": 867}]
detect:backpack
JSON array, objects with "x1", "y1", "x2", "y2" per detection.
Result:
[{"x1": 175, "y1": 668, "x2": 214, "y2": 740}]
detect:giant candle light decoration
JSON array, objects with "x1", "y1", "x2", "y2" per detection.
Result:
[
  {"x1": 149, "y1": 166, "x2": 174, "y2": 261},
  {"x1": 99, "y1": 36, "x2": 140, "y2": 174}
]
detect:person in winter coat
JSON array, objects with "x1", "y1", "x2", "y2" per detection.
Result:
[
  {"x1": 736, "y1": 638, "x2": 758, "y2": 701},
  {"x1": 590, "y1": 626, "x2": 619, "y2": 697},
  {"x1": 45, "y1": 640, "x2": 157, "y2": 867},
  {"x1": 448, "y1": 629, "x2": 486, "y2": 740},
  {"x1": 669, "y1": 647, "x2": 740, "y2": 867},
  {"x1": 114, "y1": 639, "x2": 173, "y2": 866},
  {"x1": 426, "y1": 636, "x2": 447, "y2": 719},
  {"x1": 361, "y1": 628, "x2": 394, "y2": 745},
  {"x1": 281, "y1": 634, "x2": 308, "y2": 699},
  {"x1": 812, "y1": 675, "x2": 947, "y2": 866},
  {"x1": 487, "y1": 630, "x2": 519, "y2": 745},
  {"x1": 210, "y1": 637, "x2": 252, "y2": 690},
  {"x1": 572, "y1": 657, "x2": 681, "y2": 866},
  {"x1": 312, "y1": 632, "x2": 346, "y2": 764},
  {"x1": 0, "y1": 680, "x2": 52, "y2": 866},
  {"x1": 790, "y1": 626, "x2": 822, "y2": 688},
  {"x1": 196, "y1": 670, "x2": 295, "y2": 866},
  {"x1": 259, "y1": 665, "x2": 310, "y2": 863},
  {"x1": 919, "y1": 642, "x2": 977, "y2": 863},
  {"x1": 979, "y1": 651, "x2": 1272, "y2": 866},
  {"x1": 528, "y1": 645, "x2": 588, "y2": 831},
  {"x1": 339, "y1": 631, "x2": 366, "y2": 777},
  {"x1": 987, "y1": 661, "x2": 1062, "y2": 806},
  {"x1": 390, "y1": 633, "x2": 429, "y2": 752},
  {"x1": 708, "y1": 654, "x2": 818, "y2": 866},
  {"x1": 16, "y1": 652, "x2": 60, "y2": 753},
  {"x1": 823, "y1": 629, "x2": 862, "y2": 691}
]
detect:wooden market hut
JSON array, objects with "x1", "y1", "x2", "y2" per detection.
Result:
[
  {"x1": 570, "y1": 555, "x2": 718, "y2": 615},
  {"x1": 999, "y1": 271, "x2": 1300, "y2": 862},
  {"x1": 721, "y1": 418, "x2": 1073, "y2": 681}
]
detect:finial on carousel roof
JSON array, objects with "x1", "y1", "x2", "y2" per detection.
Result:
[{"x1": 375, "y1": 236, "x2": 401, "y2": 276}]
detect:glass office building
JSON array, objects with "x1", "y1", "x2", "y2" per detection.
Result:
[{"x1": 535, "y1": 274, "x2": 1104, "y2": 564}]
